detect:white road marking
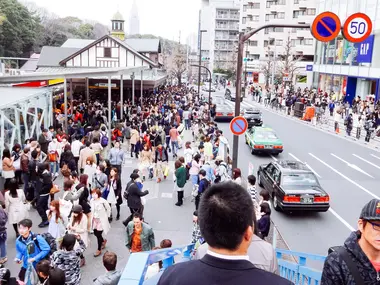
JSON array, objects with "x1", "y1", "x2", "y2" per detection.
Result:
[
  {"x1": 288, "y1": 153, "x2": 322, "y2": 178},
  {"x1": 331, "y1": 153, "x2": 374, "y2": 178},
  {"x1": 353, "y1": 154, "x2": 380, "y2": 170},
  {"x1": 309, "y1": 153, "x2": 380, "y2": 199},
  {"x1": 371, "y1": 154, "x2": 380, "y2": 160},
  {"x1": 161, "y1": 193, "x2": 173, "y2": 198},
  {"x1": 328, "y1": 208, "x2": 355, "y2": 231},
  {"x1": 271, "y1": 155, "x2": 278, "y2": 161}
]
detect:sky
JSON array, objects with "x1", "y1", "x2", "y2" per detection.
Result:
[{"x1": 26, "y1": 0, "x2": 201, "y2": 42}]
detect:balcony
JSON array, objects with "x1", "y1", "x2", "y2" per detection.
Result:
[
  {"x1": 296, "y1": 29, "x2": 311, "y2": 38},
  {"x1": 297, "y1": 15, "x2": 314, "y2": 24},
  {"x1": 298, "y1": 0, "x2": 308, "y2": 9},
  {"x1": 295, "y1": 44, "x2": 314, "y2": 55}
]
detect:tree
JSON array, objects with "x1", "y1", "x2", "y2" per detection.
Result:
[
  {"x1": 167, "y1": 46, "x2": 187, "y2": 85},
  {"x1": 279, "y1": 35, "x2": 303, "y2": 85},
  {"x1": 0, "y1": 0, "x2": 41, "y2": 57}
]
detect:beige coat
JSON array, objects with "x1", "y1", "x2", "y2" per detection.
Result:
[
  {"x1": 67, "y1": 214, "x2": 89, "y2": 247},
  {"x1": 140, "y1": 150, "x2": 153, "y2": 167},
  {"x1": 5, "y1": 189, "x2": 27, "y2": 224},
  {"x1": 79, "y1": 147, "x2": 96, "y2": 170},
  {"x1": 130, "y1": 129, "x2": 140, "y2": 145},
  {"x1": 90, "y1": 198, "x2": 111, "y2": 235}
]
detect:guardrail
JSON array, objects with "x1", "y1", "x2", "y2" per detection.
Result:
[{"x1": 118, "y1": 244, "x2": 326, "y2": 285}]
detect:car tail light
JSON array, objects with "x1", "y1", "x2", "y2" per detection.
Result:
[
  {"x1": 254, "y1": 145, "x2": 264, "y2": 149},
  {"x1": 274, "y1": 145, "x2": 283, "y2": 149},
  {"x1": 227, "y1": 113, "x2": 233, "y2": 116},
  {"x1": 283, "y1": 195, "x2": 301, "y2": 203},
  {"x1": 216, "y1": 112, "x2": 223, "y2": 116},
  {"x1": 314, "y1": 196, "x2": 330, "y2": 203}
]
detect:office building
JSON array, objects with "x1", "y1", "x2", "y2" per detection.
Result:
[
  {"x1": 239, "y1": 0, "x2": 317, "y2": 86},
  {"x1": 313, "y1": 0, "x2": 380, "y2": 101},
  {"x1": 200, "y1": 0, "x2": 241, "y2": 72}
]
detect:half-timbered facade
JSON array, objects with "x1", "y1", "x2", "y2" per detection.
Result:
[{"x1": 59, "y1": 35, "x2": 157, "y2": 69}]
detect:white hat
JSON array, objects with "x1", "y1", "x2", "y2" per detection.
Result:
[{"x1": 215, "y1": 156, "x2": 223, "y2": 161}]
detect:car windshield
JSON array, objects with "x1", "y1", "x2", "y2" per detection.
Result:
[
  {"x1": 282, "y1": 173, "x2": 319, "y2": 186},
  {"x1": 255, "y1": 131, "x2": 277, "y2": 140}
]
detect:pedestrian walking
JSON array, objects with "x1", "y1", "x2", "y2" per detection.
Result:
[
  {"x1": 125, "y1": 173, "x2": 149, "y2": 225},
  {"x1": 4, "y1": 178, "x2": 27, "y2": 237},
  {"x1": 125, "y1": 213, "x2": 155, "y2": 253},
  {"x1": 108, "y1": 141, "x2": 124, "y2": 175},
  {"x1": 174, "y1": 160, "x2": 186, "y2": 206},
  {"x1": 67, "y1": 205, "x2": 88, "y2": 266},
  {"x1": 90, "y1": 188, "x2": 111, "y2": 257},
  {"x1": 106, "y1": 168, "x2": 122, "y2": 222},
  {"x1": 93, "y1": 251, "x2": 122, "y2": 285},
  {"x1": 46, "y1": 200, "x2": 67, "y2": 242},
  {"x1": 154, "y1": 144, "x2": 169, "y2": 183},
  {"x1": 37, "y1": 162, "x2": 53, "y2": 228}
]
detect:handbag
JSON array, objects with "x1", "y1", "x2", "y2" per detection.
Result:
[
  {"x1": 60, "y1": 193, "x2": 73, "y2": 217},
  {"x1": 50, "y1": 184, "x2": 60, "y2": 195},
  {"x1": 102, "y1": 187, "x2": 110, "y2": 199},
  {"x1": 191, "y1": 185, "x2": 199, "y2": 198},
  {"x1": 25, "y1": 262, "x2": 39, "y2": 285},
  {"x1": 164, "y1": 166, "x2": 170, "y2": 177},
  {"x1": 49, "y1": 152, "x2": 57, "y2": 162}
]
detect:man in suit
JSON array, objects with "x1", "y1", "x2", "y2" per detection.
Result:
[{"x1": 157, "y1": 181, "x2": 293, "y2": 285}]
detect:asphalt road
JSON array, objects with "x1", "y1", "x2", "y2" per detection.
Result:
[{"x1": 216, "y1": 93, "x2": 380, "y2": 260}]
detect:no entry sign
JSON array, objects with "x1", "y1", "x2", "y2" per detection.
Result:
[
  {"x1": 342, "y1": 13, "x2": 372, "y2": 43},
  {"x1": 311, "y1": 12, "x2": 341, "y2": 42},
  {"x1": 230, "y1": 116, "x2": 248, "y2": 136}
]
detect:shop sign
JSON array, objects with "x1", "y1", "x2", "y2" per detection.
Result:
[
  {"x1": 356, "y1": 35, "x2": 374, "y2": 63},
  {"x1": 306, "y1": 65, "x2": 313, "y2": 71}
]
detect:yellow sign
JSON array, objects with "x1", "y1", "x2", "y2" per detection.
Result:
[{"x1": 49, "y1": 79, "x2": 64, "y2": 86}]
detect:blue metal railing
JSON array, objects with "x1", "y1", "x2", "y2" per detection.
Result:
[{"x1": 118, "y1": 245, "x2": 326, "y2": 285}]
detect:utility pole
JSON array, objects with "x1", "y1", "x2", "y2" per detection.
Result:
[
  {"x1": 198, "y1": 30, "x2": 207, "y2": 99},
  {"x1": 232, "y1": 23, "x2": 310, "y2": 169},
  {"x1": 271, "y1": 41, "x2": 277, "y2": 89}
]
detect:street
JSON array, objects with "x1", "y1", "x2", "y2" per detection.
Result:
[{"x1": 214, "y1": 90, "x2": 380, "y2": 260}]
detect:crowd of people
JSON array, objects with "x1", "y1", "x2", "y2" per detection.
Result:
[
  {"x1": 0, "y1": 83, "x2": 275, "y2": 284},
  {"x1": 251, "y1": 85, "x2": 380, "y2": 142}
]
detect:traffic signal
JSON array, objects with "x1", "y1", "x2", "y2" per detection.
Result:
[
  {"x1": 201, "y1": 57, "x2": 210, "y2": 61},
  {"x1": 243, "y1": 58, "x2": 254, "y2": 62}
]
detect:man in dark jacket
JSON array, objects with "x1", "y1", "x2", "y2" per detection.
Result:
[
  {"x1": 322, "y1": 199, "x2": 380, "y2": 285},
  {"x1": 125, "y1": 173, "x2": 149, "y2": 225},
  {"x1": 37, "y1": 163, "x2": 52, "y2": 227},
  {"x1": 38, "y1": 129, "x2": 49, "y2": 154},
  {"x1": 175, "y1": 160, "x2": 186, "y2": 206},
  {"x1": 157, "y1": 182, "x2": 291, "y2": 285}
]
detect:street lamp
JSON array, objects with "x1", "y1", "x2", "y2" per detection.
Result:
[
  {"x1": 130, "y1": 73, "x2": 135, "y2": 106},
  {"x1": 192, "y1": 64, "x2": 212, "y2": 121},
  {"x1": 198, "y1": 30, "x2": 207, "y2": 100}
]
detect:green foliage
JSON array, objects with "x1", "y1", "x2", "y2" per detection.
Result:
[
  {"x1": 0, "y1": 0, "x2": 41, "y2": 57},
  {"x1": 213, "y1": 68, "x2": 235, "y2": 80}
]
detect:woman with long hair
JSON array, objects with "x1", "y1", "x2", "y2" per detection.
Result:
[
  {"x1": 11, "y1": 144, "x2": 22, "y2": 185},
  {"x1": 1, "y1": 149, "x2": 15, "y2": 190},
  {"x1": 102, "y1": 159, "x2": 112, "y2": 178},
  {"x1": 67, "y1": 205, "x2": 88, "y2": 267},
  {"x1": 51, "y1": 234, "x2": 86, "y2": 285},
  {"x1": 76, "y1": 175, "x2": 91, "y2": 231},
  {"x1": 90, "y1": 188, "x2": 111, "y2": 257},
  {"x1": 4, "y1": 178, "x2": 27, "y2": 237},
  {"x1": 139, "y1": 144, "x2": 153, "y2": 181},
  {"x1": 106, "y1": 168, "x2": 122, "y2": 222},
  {"x1": 47, "y1": 200, "x2": 67, "y2": 241}
]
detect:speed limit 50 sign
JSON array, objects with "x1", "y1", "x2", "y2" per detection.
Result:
[{"x1": 342, "y1": 13, "x2": 372, "y2": 43}]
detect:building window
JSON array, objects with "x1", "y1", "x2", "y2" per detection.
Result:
[
  {"x1": 242, "y1": 17, "x2": 246, "y2": 24},
  {"x1": 252, "y1": 15, "x2": 259, "y2": 22},
  {"x1": 266, "y1": 1, "x2": 271, "y2": 8},
  {"x1": 306, "y1": 8, "x2": 316, "y2": 15},
  {"x1": 291, "y1": 39, "x2": 296, "y2": 47},
  {"x1": 252, "y1": 54, "x2": 260, "y2": 59},
  {"x1": 277, "y1": 0, "x2": 286, "y2": 4},
  {"x1": 243, "y1": 5, "x2": 247, "y2": 11},
  {"x1": 276, "y1": 39, "x2": 283, "y2": 46},
  {"x1": 294, "y1": 0, "x2": 299, "y2": 3},
  {"x1": 265, "y1": 14, "x2": 269, "y2": 21},
  {"x1": 277, "y1": 12, "x2": 285, "y2": 19},
  {"x1": 264, "y1": 28, "x2": 269, "y2": 34},
  {"x1": 250, "y1": 40, "x2": 258, "y2": 46},
  {"x1": 293, "y1": 11, "x2": 299, "y2": 18},
  {"x1": 252, "y1": 3, "x2": 260, "y2": 8},
  {"x1": 264, "y1": 40, "x2": 268, "y2": 47},
  {"x1": 304, "y1": 38, "x2": 314, "y2": 45},
  {"x1": 104, "y1": 48, "x2": 111, "y2": 58}
]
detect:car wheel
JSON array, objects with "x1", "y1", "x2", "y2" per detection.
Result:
[
  {"x1": 258, "y1": 172, "x2": 263, "y2": 187},
  {"x1": 273, "y1": 196, "x2": 282, "y2": 212}
]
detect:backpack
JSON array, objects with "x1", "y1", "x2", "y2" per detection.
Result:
[
  {"x1": 101, "y1": 134, "x2": 109, "y2": 147},
  {"x1": 328, "y1": 246, "x2": 364, "y2": 285},
  {"x1": 19, "y1": 233, "x2": 56, "y2": 259}
]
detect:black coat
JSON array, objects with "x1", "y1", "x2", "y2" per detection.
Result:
[
  {"x1": 157, "y1": 254, "x2": 292, "y2": 285},
  {"x1": 109, "y1": 178, "x2": 123, "y2": 205},
  {"x1": 126, "y1": 183, "x2": 148, "y2": 209},
  {"x1": 40, "y1": 172, "x2": 52, "y2": 195}
]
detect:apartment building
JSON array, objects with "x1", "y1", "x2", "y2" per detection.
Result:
[
  {"x1": 200, "y1": 0, "x2": 242, "y2": 73},
  {"x1": 240, "y1": 0, "x2": 317, "y2": 85}
]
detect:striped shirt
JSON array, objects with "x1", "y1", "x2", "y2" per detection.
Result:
[{"x1": 248, "y1": 185, "x2": 257, "y2": 201}]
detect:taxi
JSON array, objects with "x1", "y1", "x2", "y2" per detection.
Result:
[{"x1": 245, "y1": 126, "x2": 283, "y2": 155}]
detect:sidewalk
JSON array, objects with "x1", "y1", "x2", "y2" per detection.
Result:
[{"x1": 248, "y1": 99, "x2": 380, "y2": 151}]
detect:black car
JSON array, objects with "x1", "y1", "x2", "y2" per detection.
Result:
[
  {"x1": 243, "y1": 108, "x2": 263, "y2": 127},
  {"x1": 225, "y1": 88, "x2": 243, "y2": 102},
  {"x1": 257, "y1": 160, "x2": 330, "y2": 212}
]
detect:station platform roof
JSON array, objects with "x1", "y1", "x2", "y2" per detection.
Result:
[{"x1": 0, "y1": 87, "x2": 49, "y2": 109}]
